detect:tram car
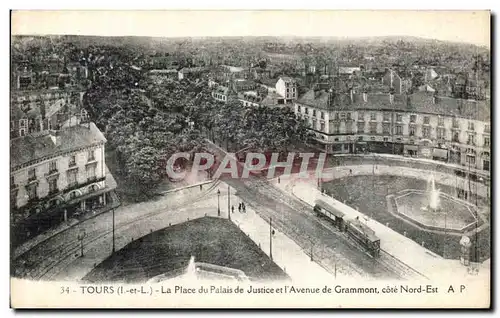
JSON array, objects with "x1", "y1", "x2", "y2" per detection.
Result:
[
  {"x1": 344, "y1": 217, "x2": 381, "y2": 258},
  {"x1": 313, "y1": 199, "x2": 380, "y2": 258}
]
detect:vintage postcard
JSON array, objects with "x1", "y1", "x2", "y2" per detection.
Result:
[{"x1": 9, "y1": 10, "x2": 491, "y2": 308}]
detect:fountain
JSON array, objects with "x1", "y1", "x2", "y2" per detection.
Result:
[
  {"x1": 421, "y1": 175, "x2": 441, "y2": 212},
  {"x1": 185, "y1": 255, "x2": 197, "y2": 279}
]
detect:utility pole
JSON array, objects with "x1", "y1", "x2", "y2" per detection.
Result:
[
  {"x1": 269, "y1": 217, "x2": 273, "y2": 261},
  {"x1": 217, "y1": 189, "x2": 221, "y2": 216},
  {"x1": 227, "y1": 185, "x2": 231, "y2": 220}
]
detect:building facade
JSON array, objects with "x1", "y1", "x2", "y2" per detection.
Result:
[
  {"x1": 276, "y1": 76, "x2": 297, "y2": 103},
  {"x1": 294, "y1": 89, "x2": 490, "y2": 171},
  {"x1": 10, "y1": 91, "x2": 118, "y2": 246}
]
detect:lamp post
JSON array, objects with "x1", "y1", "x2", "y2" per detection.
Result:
[
  {"x1": 112, "y1": 208, "x2": 115, "y2": 253},
  {"x1": 217, "y1": 189, "x2": 221, "y2": 216},
  {"x1": 77, "y1": 228, "x2": 86, "y2": 257},
  {"x1": 227, "y1": 185, "x2": 231, "y2": 221},
  {"x1": 269, "y1": 217, "x2": 273, "y2": 261}
]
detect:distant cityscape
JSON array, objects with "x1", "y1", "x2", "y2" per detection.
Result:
[{"x1": 10, "y1": 34, "x2": 490, "y2": 284}]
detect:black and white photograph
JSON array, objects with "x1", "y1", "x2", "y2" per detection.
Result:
[{"x1": 8, "y1": 10, "x2": 491, "y2": 308}]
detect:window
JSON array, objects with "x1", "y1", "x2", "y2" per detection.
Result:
[
  {"x1": 26, "y1": 184, "x2": 37, "y2": 200},
  {"x1": 484, "y1": 136, "x2": 490, "y2": 147},
  {"x1": 438, "y1": 117, "x2": 444, "y2": 126},
  {"x1": 49, "y1": 160, "x2": 57, "y2": 173},
  {"x1": 346, "y1": 123, "x2": 353, "y2": 133},
  {"x1": 320, "y1": 112, "x2": 324, "y2": 119},
  {"x1": 358, "y1": 136, "x2": 363, "y2": 141},
  {"x1": 423, "y1": 116, "x2": 430, "y2": 125},
  {"x1": 19, "y1": 128, "x2": 26, "y2": 137},
  {"x1": 335, "y1": 112, "x2": 340, "y2": 120},
  {"x1": 305, "y1": 108, "x2": 309, "y2": 115},
  {"x1": 312, "y1": 110, "x2": 316, "y2": 117},
  {"x1": 49, "y1": 178, "x2": 58, "y2": 193},
  {"x1": 396, "y1": 114, "x2": 402, "y2": 122},
  {"x1": 396, "y1": 125, "x2": 403, "y2": 135},
  {"x1": 358, "y1": 112, "x2": 365, "y2": 121},
  {"x1": 11, "y1": 189, "x2": 18, "y2": 209},
  {"x1": 370, "y1": 122, "x2": 377, "y2": 134},
  {"x1": 67, "y1": 170, "x2": 78, "y2": 187},
  {"x1": 370, "y1": 112, "x2": 376, "y2": 121},
  {"x1": 466, "y1": 155, "x2": 476, "y2": 166},
  {"x1": 346, "y1": 112, "x2": 352, "y2": 120},
  {"x1": 422, "y1": 127, "x2": 430, "y2": 138},
  {"x1": 484, "y1": 124, "x2": 490, "y2": 133},
  {"x1": 410, "y1": 115, "x2": 417, "y2": 123},
  {"x1": 453, "y1": 132, "x2": 460, "y2": 142},
  {"x1": 467, "y1": 134, "x2": 475, "y2": 145},
  {"x1": 19, "y1": 119, "x2": 28, "y2": 128},
  {"x1": 468, "y1": 121, "x2": 475, "y2": 131},
  {"x1": 333, "y1": 123, "x2": 340, "y2": 134},
  {"x1": 88, "y1": 149, "x2": 95, "y2": 162},
  {"x1": 383, "y1": 123, "x2": 390, "y2": 134},
  {"x1": 357, "y1": 122, "x2": 365, "y2": 133},
  {"x1": 297, "y1": 105, "x2": 301, "y2": 112},
  {"x1": 409, "y1": 126, "x2": 416, "y2": 136},
  {"x1": 69, "y1": 155, "x2": 76, "y2": 167},
  {"x1": 437, "y1": 128, "x2": 446, "y2": 139},
  {"x1": 383, "y1": 113, "x2": 390, "y2": 122},
  {"x1": 452, "y1": 118, "x2": 459, "y2": 128},
  {"x1": 340, "y1": 112, "x2": 346, "y2": 120},
  {"x1": 28, "y1": 168, "x2": 36, "y2": 181},
  {"x1": 86, "y1": 165, "x2": 96, "y2": 181},
  {"x1": 383, "y1": 137, "x2": 389, "y2": 142},
  {"x1": 320, "y1": 122, "x2": 325, "y2": 132}
]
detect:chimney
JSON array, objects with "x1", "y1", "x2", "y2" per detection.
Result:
[
  {"x1": 49, "y1": 131, "x2": 59, "y2": 145},
  {"x1": 362, "y1": 91, "x2": 368, "y2": 103},
  {"x1": 432, "y1": 91, "x2": 439, "y2": 104}
]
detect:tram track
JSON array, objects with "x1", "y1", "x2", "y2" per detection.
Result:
[{"x1": 18, "y1": 180, "x2": 221, "y2": 281}]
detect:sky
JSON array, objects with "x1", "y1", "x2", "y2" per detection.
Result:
[{"x1": 11, "y1": 10, "x2": 490, "y2": 47}]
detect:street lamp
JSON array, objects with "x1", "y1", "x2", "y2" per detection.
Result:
[
  {"x1": 269, "y1": 217, "x2": 274, "y2": 261},
  {"x1": 112, "y1": 208, "x2": 115, "y2": 253},
  {"x1": 227, "y1": 185, "x2": 231, "y2": 221},
  {"x1": 77, "y1": 228, "x2": 86, "y2": 257},
  {"x1": 217, "y1": 189, "x2": 221, "y2": 216}
]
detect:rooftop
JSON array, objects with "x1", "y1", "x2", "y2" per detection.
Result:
[
  {"x1": 11, "y1": 122, "x2": 106, "y2": 170},
  {"x1": 296, "y1": 89, "x2": 490, "y2": 121}
]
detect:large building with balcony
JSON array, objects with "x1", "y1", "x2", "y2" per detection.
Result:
[
  {"x1": 294, "y1": 88, "x2": 491, "y2": 171},
  {"x1": 10, "y1": 91, "x2": 118, "y2": 245}
]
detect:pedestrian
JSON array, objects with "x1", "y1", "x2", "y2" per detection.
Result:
[
  {"x1": 238, "y1": 203, "x2": 242, "y2": 213},
  {"x1": 242, "y1": 202, "x2": 246, "y2": 213},
  {"x1": 349, "y1": 169, "x2": 352, "y2": 175},
  {"x1": 200, "y1": 184, "x2": 203, "y2": 191},
  {"x1": 231, "y1": 205, "x2": 235, "y2": 213}
]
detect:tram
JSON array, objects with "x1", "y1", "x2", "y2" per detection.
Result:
[{"x1": 313, "y1": 199, "x2": 380, "y2": 258}]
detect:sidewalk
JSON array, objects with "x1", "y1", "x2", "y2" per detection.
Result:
[
  {"x1": 333, "y1": 153, "x2": 490, "y2": 179},
  {"x1": 274, "y1": 173, "x2": 490, "y2": 281},
  {"x1": 220, "y1": 182, "x2": 337, "y2": 283},
  {"x1": 13, "y1": 180, "x2": 217, "y2": 261}
]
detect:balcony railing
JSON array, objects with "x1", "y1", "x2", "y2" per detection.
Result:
[{"x1": 46, "y1": 168, "x2": 59, "y2": 177}]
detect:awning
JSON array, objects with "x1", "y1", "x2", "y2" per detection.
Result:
[
  {"x1": 433, "y1": 148, "x2": 448, "y2": 158},
  {"x1": 404, "y1": 145, "x2": 418, "y2": 151}
]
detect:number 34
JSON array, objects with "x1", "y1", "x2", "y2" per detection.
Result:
[{"x1": 60, "y1": 287, "x2": 70, "y2": 294}]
